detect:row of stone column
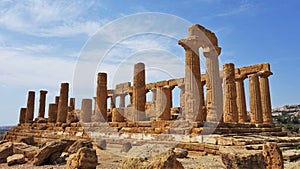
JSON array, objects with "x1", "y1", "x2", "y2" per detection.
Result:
[
  {"x1": 223, "y1": 63, "x2": 273, "y2": 124},
  {"x1": 19, "y1": 83, "x2": 75, "y2": 124}
]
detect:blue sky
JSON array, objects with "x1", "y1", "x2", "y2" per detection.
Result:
[{"x1": 0, "y1": 0, "x2": 300, "y2": 126}]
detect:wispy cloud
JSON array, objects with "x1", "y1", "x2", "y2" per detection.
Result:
[{"x1": 0, "y1": 0, "x2": 106, "y2": 37}]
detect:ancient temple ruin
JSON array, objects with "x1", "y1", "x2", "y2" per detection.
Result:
[{"x1": 5, "y1": 24, "x2": 296, "y2": 156}]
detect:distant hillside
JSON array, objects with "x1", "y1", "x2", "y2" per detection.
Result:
[
  {"x1": 272, "y1": 105, "x2": 300, "y2": 134},
  {"x1": 0, "y1": 126, "x2": 12, "y2": 140}
]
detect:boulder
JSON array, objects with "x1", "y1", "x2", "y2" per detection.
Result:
[
  {"x1": 174, "y1": 148, "x2": 188, "y2": 158},
  {"x1": 263, "y1": 142, "x2": 284, "y2": 169},
  {"x1": 0, "y1": 142, "x2": 13, "y2": 163},
  {"x1": 121, "y1": 142, "x2": 132, "y2": 153},
  {"x1": 120, "y1": 149, "x2": 184, "y2": 169},
  {"x1": 33, "y1": 140, "x2": 71, "y2": 166},
  {"x1": 16, "y1": 136, "x2": 35, "y2": 145},
  {"x1": 7, "y1": 154, "x2": 26, "y2": 166},
  {"x1": 67, "y1": 110, "x2": 79, "y2": 124},
  {"x1": 67, "y1": 147, "x2": 98, "y2": 169},
  {"x1": 13, "y1": 142, "x2": 39, "y2": 160},
  {"x1": 0, "y1": 140, "x2": 8, "y2": 145},
  {"x1": 220, "y1": 147, "x2": 265, "y2": 169},
  {"x1": 98, "y1": 139, "x2": 106, "y2": 150},
  {"x1": 68, "y1": 140, "x2": 93, "y2": 154}
]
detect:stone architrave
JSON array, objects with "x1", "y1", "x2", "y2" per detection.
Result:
[
  {"x1": 133, "y1": 62, "x2": 146, "y2": 121},
  {"x1": 19, "y1": 108, "x2": 27, "y2": 124},
  {"x1": 48, "y1": 103, "x2": 58, "y2": 123},
  {"x1": 57, "y1": 83, "x2": 69, "y2": 123},
  {"x1": 156, "y1": 86, "x2": 172, "y2": 120},
  {"x1": 235, "y1": 74, "x2": 248, "y2": 123},
  {"x1": 223, "y1": 63, "x2": 238, "y2": 123},
  {"x1": 80, "y1": 99, "x2": 92, "y2": 123},
  {"x1": 96, "y1": 72, "x2": 108, "y2": 122},
  {"x1": 249, "y1": 74, "x2": 263, "y2": 123},
  {"x1": 25, "y1": 91, "x2": 35, "y2": 123},
  {"x1": 38, "y1": 90, "x2": 48, "y2": 118},
  {"x1": 258, "y1": 71, "x2": 273, "y2": 124}
]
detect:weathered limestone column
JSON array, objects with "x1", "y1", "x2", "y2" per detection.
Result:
[
  {"x1": 178, "y1": 44, "x2": 204, "y2": 122},
  {"x1": 110, "y1": 96, "x2": 116, "y2": 111},
  {"x1": 57, "y1": 83, "x2": 69, "y2": 123},
  {"x1": 133, "y1": 62, "x2": 146, "y2": 121},
  {"x1": 112, "y1": 108, "x2": 125, "y2": 122},
  {"x1": 81, "y1": 99, "x2": 92, "y2": 123},
  {"x1": 19, "y1": 108, "x2": 27, "y2": 124},
  {"x1": 223, "y1": 63, "x2": 238, "y2": 123},
  {"x1": 235, "y1": 74, "x2": 248, "y2": 123},
  {"x1": 151, "y1": 88, "x2": 157, "y2": 105},
  {"x1": 38, "y1": 90, "x2": 48, "y2": 118},
  {"x1": 156, "y1": 86, "x2": 172, "y2": 120},
  {"x1": 201, "y1": 81, "x2": 206, "y2": 121},
  {"x1": 129, "y1": 92, "x2": 133, "y2": 105},
  {"x1": 119, "y1": 94, "x2": 126, "y2": 108},
  {"x1": 96, "y1": 72, "x2": 108, "y2": 121},
  {"x1": 25, "y1": 91, "x2": 35, "y2": 123},
  {"x1": 249, "y1": 74, "x2": 263, "y2": 123},
  {"x1": 48, "y1": 103, "x2": 58, "y2": 123},
  {"x1": 204, "y1": 48, "x2": 223, "y2": 123},
  {"x1": 178, "y1": 85, "x2": 185, "y2": 108},
  {"x1": 55, "y1": 96, "x2": 60, "y2": 104},
  {"x1": 69, "y1": 98, "x2": 75, "y2": 112},
  {"x1": 259, "y1": 71, "x2": 273, "y2": 124}
]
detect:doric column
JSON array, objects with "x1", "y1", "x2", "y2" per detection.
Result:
[
  {"x1": 119, "y1": 94, "x2": 126, "y2": 108},
  {"x1": 156, "y1": 86, "x2": 173, "y2": 120},
  {"x1": 223, "y1": 63, "x2": 238, "y2": 123},
  {"x1": 110, "y1": 96, "x2": 116, "y2": 111},
  {"x1": 249, "y1": 74, "x2": 263, "y2": 123},
  {"x1": 38, "y1": 90, "x2": 48, "y2": 118},
  {"x1": 57, "y1": 83, "x2": 69, "y2": 123},
  {"x1": 178, "y1": 45, "x2": 204, "y2": 122},
  {"x1": 204, "y1": 48, "x2": 223, "y2": 122},
  {"x1": 178, "y1": 85, "x2": 185, "y2": 108},
  {"x1": 129, "y1": 92, "x2": 133, "y2": 105},
  {"x1": 81, "y1": 99, "x2": 92, "y2": 123},
  {"x1": 151, "y1": 88, "x2": 157, "y2": 105},
  {"x1": 19, "y1": 108, "x2": 26, "y2": 124},
  {"x1": 201, "y1": 81, "x2": 206, "y2": 121},
  {"x1": 258, "y1": 71, "x2": 273, "y2": 124},
  {"x1": 55, "y1": 96, "x2": 60, "y2": 104},
  {"x1": 133, "y1": 62, "x2": 146, "y2": 121},
  {"x1": 25, "y1": 91, "x2": 35, "y2": 123},
  {"x1": 69, "y1": 98, "x2": 75, "y2": 112},
  {"x1": 235, "y1": 74, "x2": 247, "y2": 123},
  {"x1": 48, "y1": 103, "x2": 58, "y2": 123},
  {"x1": 96, "y1": 72, "x2": 108, "y2": 122}
]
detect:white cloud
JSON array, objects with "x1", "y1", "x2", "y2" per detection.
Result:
[
  {"x1": 0, "y1": 45, "x2": 75, "y2": 88},
  {"x1": 0, "y1": 1, "x2": 105, "y2": 37}
]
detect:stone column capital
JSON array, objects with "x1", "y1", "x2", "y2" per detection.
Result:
[
  {"x1": 203, "y1": 46, "x2": 221, "y2": 57},
  {"x1": 40, "y1": 90, "x2": 48, "y2": 94},
  {"x1": 235, "y1": 74, "x2": 248, "y2": 81},
  {"x1": 178, "y1": 38, "x2": 201, "y2": 53},
  {"x1": 258, "y1": 71, "x2": 273, "y2": 78}
]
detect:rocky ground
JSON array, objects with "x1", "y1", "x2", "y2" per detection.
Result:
[{"x1": 1, "y1": 143, "x2": 300, "y2": 169}]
